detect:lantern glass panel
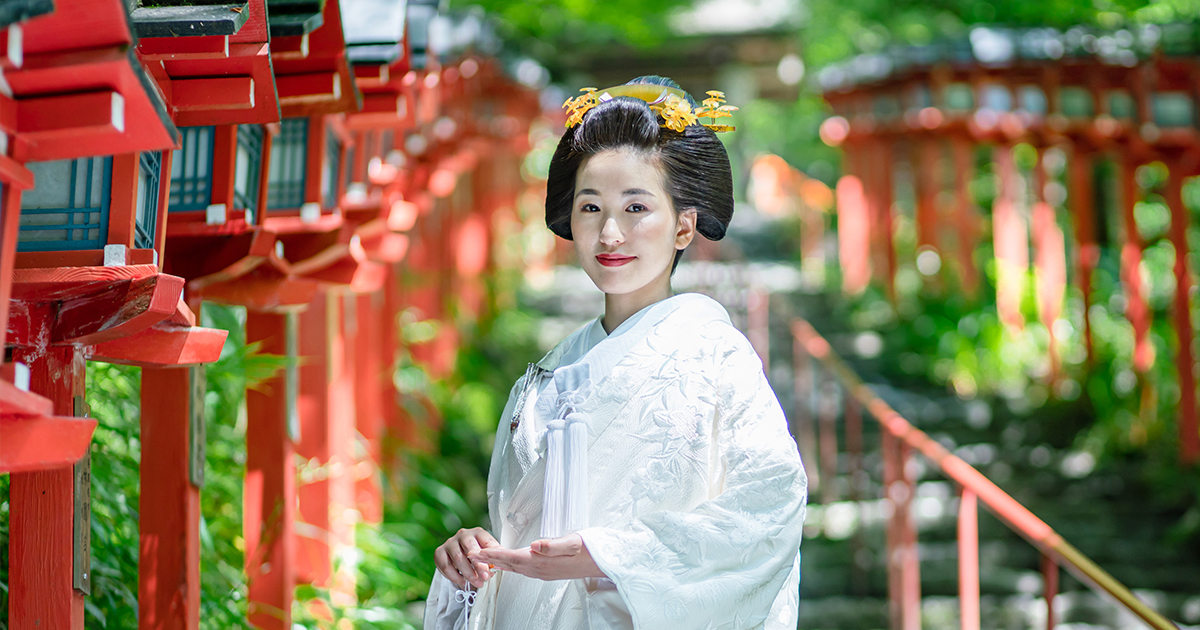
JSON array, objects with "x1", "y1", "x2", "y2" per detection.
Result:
[
  {"x1": 1152, "y1": 92, "x2": 1194, "y2": 127},
  {"x1": 980, "y1": 84, "x2": 1011, "y2": 111},
  {"x1": 1018, "y1": 85, "x2": 1047, "y2": 115},
  {"x1": 268, "y1": 118, "x2": 309, "y2": 210},
  {"x1": 1059, "y1": 87, "x2": 1094, "y2": 118},
  {"x1": 19, "y1": 157, "x2": 112, "y2": 251},
  {"x1": 135, "y1": 152, "x2": 162, "y2": 250},
  {"x1": 1108, "y1": 91, "x2": 1136, "y2": 119},
  {"x1": 323, "y1": 127, "x2": 342, "y2": 209},
  {"x1": 170, "y1": 126, "x2": 215, "y2": 212},
  {"x1": 235, "y1": 124, "x2": 264, "y2": 221},
  {"x1": 944, "y1": 83, "x2": 974, "y2": 111}
]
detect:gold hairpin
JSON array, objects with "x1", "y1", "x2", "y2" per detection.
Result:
[{"x1": 563, "y1": 86, "x2": 737, "y2": 133}]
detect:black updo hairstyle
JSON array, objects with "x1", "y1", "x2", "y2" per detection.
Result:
[{"x1": 545, "y1": 75, "x2": 734, "y2": 269}]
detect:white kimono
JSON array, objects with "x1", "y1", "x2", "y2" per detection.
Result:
[{"x1": 426, "y1": 293, "x2": 807, "y2": 630}]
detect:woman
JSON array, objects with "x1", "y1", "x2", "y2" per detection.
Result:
[{"x1": 426, "y1": 76, "x2": 807, "y2": 630}]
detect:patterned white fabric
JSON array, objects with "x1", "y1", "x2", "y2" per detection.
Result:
[{"x1": 425, "y1": 293, "x2": 807, "y2": 630}]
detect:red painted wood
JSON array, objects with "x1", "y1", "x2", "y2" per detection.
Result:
[
  {"x1": 915, "y1": 139, "x2": 941, "y2": 254},
  {"x1": 51, "y1": 273, "x2": 184, "y2": 345},
  {"x1": 109, "y1": 153, "x2": 140, "y2": 248},
  {"x1": 296, "y1": 295, "x2": 332, "y2": 586},
  {"x1": 12, "y1": 48, "x2": 178, "y2": 161},
  {"x1": 198, "y1": 271, "x2": 318, "y2": 312},
  {"x1": 244, "y1": 311, "x2": 296, "y2": 630},
  {"x1": 958, "y1": 489, "x2": 980, "y2": 630},
  {"x1": 1033, "y1": 154, "x2": 1066, "y2": 381},
  {"x1": 0, "y1": 379, "x2": 53, "y2": 418},
  {"x1": 229, "y1": 0, "x2": 268, "y2": 44},
  {"x1": 22, "y1": 0, "x2": 131, "y2": 53},
  {"x1": 9, "y1": 263, "x2": 159, "y2": 301},
  {"x1": 0, "y1": 151, "x2": 35, "y2": 189},
  {"x1": 0, "y1": 185, "x2": 21, "y2": 350},
  {"x1": 1165, "y1": 163, "x2": 1200, "y2": 464},
  {"x1": 277, "y1": 72, "x2": 340, "y2": 104},
  {"x1": 306, "y1": 116, "x2": 325, "y2": 205},
  {"x1": 1119, "y1": 159, "x2": 1153, "y2": 372},
  {"x1": 139, "y1": 36, "x2": 229, "y2": 61},
  {"x1": 211, "y1": 124, "x2": 238, "y2": 210},
  {"x1": 0, "y1": 414, "x2": 97, "y2": 473},
  {"x1": 8, "y1": 344, "x2": 87, "y2": 630},
  {"x1": 1043, "y1": 553, "x2": 1059, "y2": 630},
  {"x1": 993, "y1": 146, "x2": 1028, "y2": 329},
  {"x1": 354, "y1": 290, "x2": 383, "y2": 523},
  {"x1": 14, "y1": 249, "x2": 152, "y2": 269},
  {"x1": 951, "y1": 138, "x2": 979, "y2": 294},
  {"x1": 140, "y1": 366, "x2": 202, "y2": 630},
  {"x1": 17, "y1": 90, "x2": 124, "y2": 138},
  {"x1": 1068, "y1": 150, "x2": 1098, "y2": 363},
  {"x1": 173, "y1": 77, "x2": 255, "y2": 112},
  {"x1": 327, "y1": 294, "x2": 358, "y2": 601},
  {"x1": 91, "y1": 320, "x2": 228, "y2": 367},
  {"x1": 167, "y1": 43, "x2": 279, "y2": 127},
  {"x1": 836, "y1": 174, "x2": 870, "y2": 294}
]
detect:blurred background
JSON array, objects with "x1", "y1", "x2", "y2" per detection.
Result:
[{"x1": 2, "y1": 0, "x2": 1200, "y2": 628}]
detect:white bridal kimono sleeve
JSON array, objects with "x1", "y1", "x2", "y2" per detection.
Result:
[{"x1": 425, "y1": 293, "x2": 807, "y2": 630}]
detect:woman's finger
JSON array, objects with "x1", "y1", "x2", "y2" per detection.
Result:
[
  {"x1": 447, "y1": 542, "x2": 481, "y2": 587},
  {"x1": 531, "y1": 534, "x2": 581, "y2": 556}
]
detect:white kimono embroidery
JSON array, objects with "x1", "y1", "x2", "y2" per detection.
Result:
[{"x1": 426, "y1": 293, "x2": 807, "y2": 630}]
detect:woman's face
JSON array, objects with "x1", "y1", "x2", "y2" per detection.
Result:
[{"x1": 570, "y1": 148, "x2": 696, "y2": 299}]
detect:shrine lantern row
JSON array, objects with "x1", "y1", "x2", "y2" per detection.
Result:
[
  {"x1": 0, "y1": 0, "x2": 544, "y2": 629},
  {"x1": 819, "y1": 24, "x2": 1200, "y2": 464}
]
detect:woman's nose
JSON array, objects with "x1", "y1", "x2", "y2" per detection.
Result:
[{"x1": 599, "y1": 216, "x2": 624, "y2": 246}]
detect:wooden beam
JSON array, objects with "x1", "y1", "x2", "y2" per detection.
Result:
[
  {"x1": 108, "y1": 153, "x2": 139, "y2": 249},
  {"x1": 276, "y1": 71, "x2": 340, "y2": 104},
  {"x1": 8, "y1": 344, "x2": 87, "y2": 630},
  {"x1": 0, "y1": 379, "x2": 53, "y2": 418},
  {"x1": 139, "y1": 365, "x2": 203, "y2": 630},
  {"x1": 0, "y1": 185, "x2": 20, "y2": 350},
  {"x1": 17, "y1": 89, "x2": 125, "y2": 138},
  {"x1": 295, "y1": 295, "x2": 332, "y2": 586},
  {"x1": 139, "y1": 35, "x2": 229, "y2": 61},
  {"x1": 353, "y1": 290, "x2": 383, "y2": 523},
  {"x1": 173, "y1": 76, "x2": 255, "y2": 112},
  {"x1": 10, "y1": 263, "x2": 159, "y2": 302},
  {"x1": 245, "y1": 311, "x2": 297, "y2": 630},
  {"x1": 210, "y1": 124, "x2": 238, "y2": 209},
  {"x1": 199, "y1": 269, "x2": 318, "y2": 312},
  {"x1": 52, "y1": 273, "x2": 184, "y2": 345},
  {"x1": 0, "y1": 415, "x2": 97, "y2": 473},
  {"x1": 90, "y1": 320, "x2": 228, "y2": 366}
]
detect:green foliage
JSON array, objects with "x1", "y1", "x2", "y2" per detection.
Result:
[
  {"x1": 801, "y1": 0, "x2": 1200, "y2": 70},
  {"x1": 452, "y1": 0, "x2": 693, "y2": 56}
]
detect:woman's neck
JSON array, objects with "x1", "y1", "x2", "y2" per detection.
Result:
[{"x1": 601, "y1": 279, "x2": 672, "y2": 334}]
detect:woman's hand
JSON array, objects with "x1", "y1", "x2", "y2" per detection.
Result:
[
  {"x1": 435, "y1": 527, "x2": 501, "y2": 589},
  {"x1": 471, "y1": 534, "x2": 606, "y2": 582}
]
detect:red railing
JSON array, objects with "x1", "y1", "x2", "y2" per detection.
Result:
[{"x1": 790, "y1": 318, "x2": 1179, "y2": 630}]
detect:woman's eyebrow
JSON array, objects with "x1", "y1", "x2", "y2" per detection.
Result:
[
  {"x1": 575, "y1": 188, "x2": 600, "y2": 198},
  {"x1": 623, "y1": 188, "x2": 655, "y2": 197}
]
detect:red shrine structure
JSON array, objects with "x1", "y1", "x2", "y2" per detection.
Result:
[
  {"x1": 0, "y1": 0, "x2": 542, "y2": 627},
  {"x1": 819, "y1": 25, "x2": 1200, "y2": 464}
]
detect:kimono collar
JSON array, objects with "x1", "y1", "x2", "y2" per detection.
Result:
[{"x1": 533, "y1": 292, "x2": 727, "y2": 374}]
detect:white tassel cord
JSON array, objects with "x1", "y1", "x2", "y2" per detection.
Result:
[
  {"x1": 564, "y1": 413, "x2": 589, "y2": 534},
  {"x1": 541, "y1": 419, "x2": 567, "y2": 538}
]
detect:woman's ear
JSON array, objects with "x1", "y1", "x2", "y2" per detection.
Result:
[{"x1": 676, "y1": 209, "x2": 698, "y2": 249}]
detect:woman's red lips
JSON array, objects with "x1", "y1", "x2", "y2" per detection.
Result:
[{"x1": 596, "y1": 254, "x2": 636, "y2": 267}]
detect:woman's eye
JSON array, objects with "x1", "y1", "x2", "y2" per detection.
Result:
[
  {"x1": 627, "y1": 203, "x2": 647, "y2": 213},
  {"x1": 579, "y1": 203, "x2": 600, "y2": 213}
]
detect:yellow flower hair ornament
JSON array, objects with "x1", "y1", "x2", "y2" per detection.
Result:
[{"x1": 563, "y1": 85, "x2": 736, "y2": 133}]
